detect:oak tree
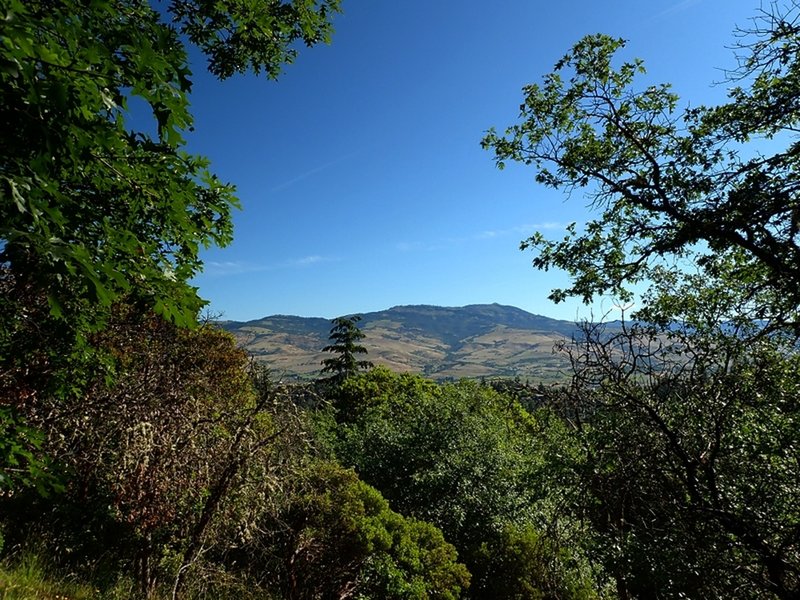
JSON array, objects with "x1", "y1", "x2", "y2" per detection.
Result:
[
  {"x1": 482, "y1": 3, "x2": 800, "y2": 598},
  {"x1": 0, "y1": 0, "x2": 340, "y2": 492},
  {"x1": 482, "y1": 2, "x2": 800, "y2": 333},
  {"x1": 1, "y1": 0, "x2": 340, "y2": 331},
  {"x1": 0, "y1": 0, "x2": 340, "y2": 405}
]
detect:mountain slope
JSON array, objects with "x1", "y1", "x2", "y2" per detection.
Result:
[{"x1": 221, "y1": 304, "x2": 580, "y2": 381}]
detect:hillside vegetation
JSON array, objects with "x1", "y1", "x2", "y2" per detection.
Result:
[
  {"x1": 223, "y1": 304, "x2": 579, "y2": 381},
  {"x1": 2, "y1": 1, "x2": 800, "y2": 599}
]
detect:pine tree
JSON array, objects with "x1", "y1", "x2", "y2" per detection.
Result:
[{"x1": 320, "y1": 316, "x2": 373, "y2": 384}]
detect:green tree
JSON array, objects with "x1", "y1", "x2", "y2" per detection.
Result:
[
  {"x1": 549, "y1": 319, "x2": 800, "y2": 599},
  {"x1": 474, "y1": 524, "x2": 600, "y2": 600},
  {"x1": 258, "y1": 461, "x2": 470, "y2": 600},
  {"x1": 0, "y1": 0, "x2": 340, "y2": 492},
  {"x1": 320, "y1": 315, "x2": 374, "y2": 386},
  {"x1": 325, "y1": 367, "x2": 604, "y2": 599},
  {"x1": 1, "y1": 0, "x2": 340, "y2": 330},
  {"x1": 481, "y1": 3, "x2": 800, "y2": 598},
  {"x1": 0, "y1": 0, "x2": 339, "y2": 383},
  {"x1": 481, "y1": 3, "x2": 800, "y2": 333}
]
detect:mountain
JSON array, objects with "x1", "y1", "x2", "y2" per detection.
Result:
[{"x1": 220, "y1": 303, "x2": 582, "y2": 381}]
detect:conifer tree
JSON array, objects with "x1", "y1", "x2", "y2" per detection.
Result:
[{"x1": 320, "y1": 316, "x2": 373, "y2": 384}]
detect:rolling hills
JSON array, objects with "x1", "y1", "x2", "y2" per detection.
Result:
[{"x1": 220, "y1": 303, "x2": 583, "y2": 381}]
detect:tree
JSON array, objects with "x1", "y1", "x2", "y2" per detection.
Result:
[
  {"x1": 257, "y1": 461, "x2": 471, "y2": 600},
  {"x1": 481, "y1": 2, "x2": 800, "y2": 333},
  {"x1": 474, "y1": 524, "x2": 601, "y2": 600},
  {"x1": 481, "y1": 3, "x2": 800, "y2": 598},
  {"x1": 325, "y1": 367, "x2": 605, "y2": 599},
  {"x1": 320, "y1": 315, "x2": 373, "y2": 385},
  {"x1": 0, "y1": 0, "x2": 340, "y2": 393},
  {"x1": 547, "y1": 319, "x2": 800, "y2": 599},
  {"x1": 0, "y1": 0, "x2": 340, "y2": 492},
  {"x1": 1, "y1": 309, "x2": 305, "y2": 598},
  {"x1": 1, "y1": 0, "x2": 340, "y2": 330}
]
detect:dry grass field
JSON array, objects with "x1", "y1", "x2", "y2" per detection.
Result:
[{"x1": 222, "y1": 304, "x2": 581, "y2": 382}]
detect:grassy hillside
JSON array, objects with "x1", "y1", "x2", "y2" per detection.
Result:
[{"x1": 221, "y1": 304, "x2": 581, "y2": 381}]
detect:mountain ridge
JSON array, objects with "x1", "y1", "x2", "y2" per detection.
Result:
[{"x1": 220, "y1": 303, "x2": 583, "y2": 381}]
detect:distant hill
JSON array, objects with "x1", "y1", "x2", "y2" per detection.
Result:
[{"x1": 220, "y1": 303, "x2": 584, "y2": 381}]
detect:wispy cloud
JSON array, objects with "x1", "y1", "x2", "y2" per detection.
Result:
[
  {"x1": 395, "y1": 222, "x2": 569, "y2": 253},
  {"x1": 203, "y1": 255, "x2": 337, "y2": 276},
  {"x1": 286, "y1": 255, "x2": 335, "y2": 267},
  {"x1": 395, "y1": 241, "x2": 433, "y2": 253},
  {"x1": 474, "y1": 222, "x2": 565, "y2": 240},
  {"x1": 648, "y1": 0, "x2": 703, "y2": 22},
  {"x1": 268, "y1": 151, "x2": 360, "y2": 193},
  {"x1": 204, "y1": 260, "x2": 267, "y2": 276}
]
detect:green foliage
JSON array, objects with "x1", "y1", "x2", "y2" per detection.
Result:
[
  {"x1": 1, "y1": 314, "x2": 472, "y2": 599},
  {"x1": 483, "y1": 5, "x2": 800, "y2": 598},
  {"x1": 553, "y1": 323, "x2": 800, "y2": 599},
  {"x1": 332, "y1": 369, "x2": 539, "y2": 548},
  {"x1": 332, "y1": 362, "x2": 439, "y2": 420},
  {"x1": 482, "y1": 6, "x2": 800, "y2": 331},
  {"x1": 1, "y1": 310, "x2": 307, "y2": 597},
  {"x1": 1, "y1": 0, "x2": 340, "y2": 330},
  {"x1": 474, "y1": 524, "x2": 601, "y2": 600},
  {"x1": 170, "y1": 0, "x2": 341, "y2": 80},
  {"x1": 326, "y1": 367, "x2": 603, "y2": 599},
  {"x1": 0, "y1": 0, "x2": 340, "y2": 498},
  {"x1": 242, "y1": 460, "x2": 470, "y2": 599},
  {"x1": 3, "y1": 0, "x2": 227, "y2": 331},
  {"x1": 0, "y1": 406, "x2": 61, "y2": 496},
  {"x1": 320, "y1": 315, "x2": 374, "y2": 387}
]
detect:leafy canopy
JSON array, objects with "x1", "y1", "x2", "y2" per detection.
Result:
[
  {"x1": 482, "y1": 4, "x2": 800, "y2": 598},
  {"x1": 0, "y1": 0, "x2": 340, "y2": 330},
  {"x1": 482, "y1": 3, "x2": 800, "y2": 331},
  {"x1": 0, "y1": 0, "x2": 339, "y2": 496},
  {"x1": 326, "y1": 368, "x2": 604, "y2": 599},
  {"x1": 272, "y1": 461, "x2": 471, "y2": 600}
]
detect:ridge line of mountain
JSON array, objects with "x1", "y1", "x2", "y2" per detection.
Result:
[{"x1": 219, "y1": 303, "x2": 588, "y2": 381}]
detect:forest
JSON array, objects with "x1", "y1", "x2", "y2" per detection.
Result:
[{"x1": 1, "y1": 0, "x2": 799, "y2": 598}]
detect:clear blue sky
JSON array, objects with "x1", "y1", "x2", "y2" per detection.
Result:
[{"x1": 186, "y1": 0, "x2": 761, "y2": 321}]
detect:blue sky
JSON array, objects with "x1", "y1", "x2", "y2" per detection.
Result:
[{"x1": 186, "y1": 0, "x2": 761, "y2": 321}]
